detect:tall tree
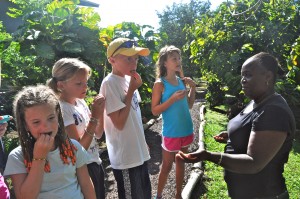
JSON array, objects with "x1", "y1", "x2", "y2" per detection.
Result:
[
  {"x1": 187, "y1": 0, "x2": 300, "y2": 108},
  {"x1": 157, "y1": 0, "x2": 211, "y2": 77}
]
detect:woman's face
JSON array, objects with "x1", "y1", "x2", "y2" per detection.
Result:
[
  {"x1": 241, "y1": 58, "x2": 270, "y2": 101},
  {"x1": 24, "y1": 104, "x2": 58, "y2": 140}
]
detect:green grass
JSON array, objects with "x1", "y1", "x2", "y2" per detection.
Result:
[
  {"x1": 202, "y1": 108, "x2": 300, "y2": 198},
  {"x1": 202, "y1": 109, "x2": 229, "y2": 198},
  {"x1": 284, "y1": 137, "x2": 300, "y2": 198}
]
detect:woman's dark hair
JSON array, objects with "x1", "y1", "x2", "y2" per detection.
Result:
[{"x1": 252, "y1": 52, "x2": 283, "y2": 83}]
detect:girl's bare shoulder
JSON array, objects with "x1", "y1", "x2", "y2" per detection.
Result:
[{"x1": 153, "y1": 79, "x2": 164, "y2": 92}]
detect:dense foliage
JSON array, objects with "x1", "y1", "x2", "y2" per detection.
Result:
[
  {"x1": 0, "y1": 0, "x2": 159, "y2": 117},
  {"x1": 1, "y1": 0, "x2": 299, "y2": 122},
  {"x1": 157, "y1": 0, "x2": 211, "y2": 77},
  {"x1": 185, "y1": 0, "x2": 300, "y2": 110}
]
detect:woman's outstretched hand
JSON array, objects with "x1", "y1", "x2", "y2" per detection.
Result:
[{"x1": 176, "y1": 150, "x2": 207, "y2": 163}]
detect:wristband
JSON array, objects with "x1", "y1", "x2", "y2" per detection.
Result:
[
  {"x1": 218, "y1": 153, "x2": 223, "y2": 165},
  {"x1": 32, "y1": 158, "x2": 46, "y2": 161}
]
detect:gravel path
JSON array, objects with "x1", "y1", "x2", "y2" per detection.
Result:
[{"x1": 102, "y1": 102, "x2": 203, "y2": 199}]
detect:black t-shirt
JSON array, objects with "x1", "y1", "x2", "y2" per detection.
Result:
[{"x1": 224, "y1": 94, "x2": 295, "y2": 198}]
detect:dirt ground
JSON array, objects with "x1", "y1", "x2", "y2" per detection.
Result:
[{"x1": 102, "y1": 102, "x2": 204, "y2": 199}]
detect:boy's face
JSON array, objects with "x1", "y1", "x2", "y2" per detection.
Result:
[{"x1": 109, "y1": 54, "x2": 139, "y2": 77}]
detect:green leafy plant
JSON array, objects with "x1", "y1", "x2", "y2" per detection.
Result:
[
  {"x1": 3, "y1": 133, "x2": 19, "y2": 155},
  {"x1": 2, "y1": 0, "x2": 106, "y2": 90},
  {"x1": 186, "y1": 0, "x2": 300, "y2": 109},
  {"x1": 1, "y1": 0, "x2": 161, "y2": 119}
]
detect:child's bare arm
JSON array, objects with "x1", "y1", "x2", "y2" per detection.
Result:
[
  {"x1": 77, "y1": 165, "x2": 96, "y2": 199},
  {"x1": 65, "y1": 124, "x2": 95, "y2": 150},
  {"x1": 65, "y1": 95, "x2": 105, "y2": 149},
  {"x1": 151, "y1": 81, "x2": 166, "y2": 116},
  {"x1": 11, "y1": 167, "x2": 44, "y2": 199},
  {"x1": 182, "y1": 77, "x2": 196, "y2": 108},
  {"x1": 108, "y1": 72, "x2": 142, "y2": 130}
]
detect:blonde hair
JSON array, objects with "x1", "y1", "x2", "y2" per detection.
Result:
[
  {"x1": 47, "y1": 58, "x2": 91, "y2": 94},
  {"x1": 155, "y1": 45, "x2": 181, "y2": 78}
]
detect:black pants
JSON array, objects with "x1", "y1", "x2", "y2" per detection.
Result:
[
  {"x1": 112, "y1": 161, "x2": 151, "y2": 199},
  {"x1": 87, "y1": 162, "x2": 106, "y2": 199}
]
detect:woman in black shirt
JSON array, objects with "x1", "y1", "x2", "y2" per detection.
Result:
[{"x1": 177, "y1": 52, "x2": 295, "y2": 199}]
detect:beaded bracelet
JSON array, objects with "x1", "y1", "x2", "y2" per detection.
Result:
[
  {"x1": 85, "y1": 129, "x2": 95, "y2": 138},
  {"x1": 32, "y1": 158, "x2": 46, "y2": 161},
  {"x1": 90, "y1": 117, "x2": 99, "y2": 124},
  {"x1": 218, "y1": 153, "x2": 223, "y2": 165}
]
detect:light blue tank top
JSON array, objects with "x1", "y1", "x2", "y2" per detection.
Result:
[{"x1": 161, "y1": 76, "x2": 193, "y2": 137}]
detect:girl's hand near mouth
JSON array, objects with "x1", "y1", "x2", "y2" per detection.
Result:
[{"x1": 34, "y1": 133, "x2": 55, "y2": 158}]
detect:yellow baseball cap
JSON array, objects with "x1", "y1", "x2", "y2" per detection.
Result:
[{"x1": 107, "y1": 38, "x2": 150, "y2": 58}]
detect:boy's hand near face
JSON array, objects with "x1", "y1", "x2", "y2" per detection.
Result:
[{"x1": 128, "y1": 70, "x2": 143, "y2": 93}]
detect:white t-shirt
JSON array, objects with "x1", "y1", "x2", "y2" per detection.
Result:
[
  {"x1": 4, "y1": 139, "x2": 89, "y2": 199},
  {"x1": 99, "y1": 73, "x2": 150, "y2": 169},
  {"x1": 60, "y1": 99, "x2": 101, "y2": 164}
]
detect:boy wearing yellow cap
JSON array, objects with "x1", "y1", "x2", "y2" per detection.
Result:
[{"x1": 99, "y1": 38, "x2": 151, "y2": 199}]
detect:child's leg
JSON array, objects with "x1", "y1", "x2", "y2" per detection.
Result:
[
  {"x1": 156, "y1": 149, "x2": 176, "y2": 197},
  {"x1": 112, "y1": 169, "x2": 126, "y2": 199},
  {"x1": 175, "y1": 134, "x2": 194, "y2": 199},
  {"x1": 175, "y1": 147, "x2": 189, "y2": 199},
  {"x1": 128, "y1": 161, "x2": 151, "y2": 199}
]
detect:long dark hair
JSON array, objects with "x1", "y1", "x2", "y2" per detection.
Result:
[{"x1": 251, "y1": 52, "x2": 282, "y2": 84}]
